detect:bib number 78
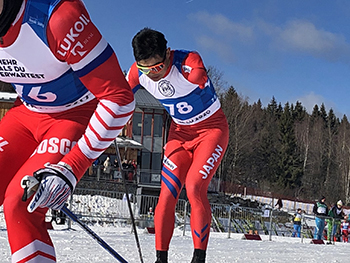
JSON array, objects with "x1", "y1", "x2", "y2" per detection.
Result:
[{"x1": 163, "y1": 102, "x2": 193, "y2": 116}]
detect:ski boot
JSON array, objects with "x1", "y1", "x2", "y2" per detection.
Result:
[
  {"x1": 155, "y1": 250, "x2": 168, "y2": 263},
  {"x1": 191, "y1": 249, "x2": 206, "y2": 263}
]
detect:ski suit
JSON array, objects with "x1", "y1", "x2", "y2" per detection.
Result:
[
  {"x1": 313, "y1": 200, "x2": 328, "y2": 240},
  {"x1": 341, "y1": 220, "x2": 349, "y2": 242},
  {"x1": 0, "y1": 0, "x2": 134, "y2": 262},
  {"x1": 326, "y1": 205, "x2": 344, "y2": 242},
  {"x1": 127, "y1": 50, "x2": 229, "y2": 251}
]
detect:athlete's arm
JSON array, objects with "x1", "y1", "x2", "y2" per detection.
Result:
[
  {"x1": 126, "y1": 63, "x2": 142, "y2": 94},
  {"x1": 46, "y1": 0, "x2": 135, "y2": 178},
  {"x1": 181, "y1": 52, "x2": 208, "y2": 89}
]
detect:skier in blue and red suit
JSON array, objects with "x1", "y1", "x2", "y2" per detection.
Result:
[
  {"x1": 127, "y1": 27, "x2": 229, "y2": 263},
  {"x1": 0, "y1": 0, "x2": 135, "y2": 262}
]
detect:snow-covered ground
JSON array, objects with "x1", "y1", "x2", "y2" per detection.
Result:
[
  {"x1": 1, "y1": 193, "x2": 349, "y2": 263},
  {"x1": 1, "y1": 217, "x2": 350, "y2": 263}
]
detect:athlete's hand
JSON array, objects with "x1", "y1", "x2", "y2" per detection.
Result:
[{"x1": 23, "y1": 162, "x2": 77, "y2": 213}]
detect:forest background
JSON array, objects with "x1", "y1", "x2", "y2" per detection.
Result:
[
  {"x1": 0, "y1": 65, "x2": 347, "y2": 206},
  {"x1": 207, "y1": 66, "x2": 350, "y2": 206}
]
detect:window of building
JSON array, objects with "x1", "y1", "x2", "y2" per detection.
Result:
[
  {"x1": 141, "y1": 151, "x2": 151, "y2": 170},
  {"x1": 143, "y1": 114, "x2": 152, "y2": 137},
  {"x1": 154, "y1": 114, "x2": 163, "y2": 137},
  {"x1": 132, "y1": 109, "x2": 166, "y2": 182},
  {"x1": 152, "y1": 152, "x2": 162, "y2": 170},
  {"x1": 132, "y1": 112, "x2": 142, "y2": 136}
]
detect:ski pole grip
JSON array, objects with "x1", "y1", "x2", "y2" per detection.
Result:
[{"x1": 21, "y1": 176, "x2": 39, "y2": 202}]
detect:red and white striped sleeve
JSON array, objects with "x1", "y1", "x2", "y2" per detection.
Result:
[{"x1": 47, "y1": 0, "x2": 134, "y2": 178}]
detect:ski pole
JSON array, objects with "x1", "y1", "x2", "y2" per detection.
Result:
[
  {"x1": 21, "y1": 175, "x2": 128, "y2": 263},
  {"x1": 114, "y1": 139, "x2": 144, "y2": 263},
  {"x1": 61, "y1": 206, "x2": 128, "y2": 263}
]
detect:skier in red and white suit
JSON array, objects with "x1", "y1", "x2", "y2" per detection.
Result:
[
  {"x1": 127, "y1": 28, "x2": 229, "y2": 263},
  {"x1": 0, "y1": 0, "x2": 134, "y2": 262}
]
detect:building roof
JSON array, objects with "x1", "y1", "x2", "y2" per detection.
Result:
[
  {"x1": 115, "y1": 136, "x2": 143, "y2": 149},
  {"x1": 134, "y1": 88, "x2": 164, "y2": 110},
  {"x1": 0, "y1": 92, "x2": 17, "y2": 102}
]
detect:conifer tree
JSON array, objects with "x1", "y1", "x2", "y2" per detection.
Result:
[{"x1": 276, "y1": 103, "x2": 303, "y2": 193}]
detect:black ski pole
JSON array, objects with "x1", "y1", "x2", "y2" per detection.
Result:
[
  {"x1": 21, "y1": 175, "x2": 128, "y2": 263},
  {"x1": 61, "y1": 206, "x2": 128, "y2": 263},
  {"x1": 114, "y1": 139, "x2": 144, "y2": 263}
]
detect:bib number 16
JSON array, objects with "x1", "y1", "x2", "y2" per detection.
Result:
[{"x1": 15, "y1": 85, "x2": 57, "y2": 102}]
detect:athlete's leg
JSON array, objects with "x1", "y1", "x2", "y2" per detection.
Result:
[
  {"x1": 0, "y1": 107, "x2": 38, "y2": 206},
  {"x1": 314, "y1": 217, "x2": 320, "y2": 239},
  {"x1": 185, "y1": 126, "x2": 228, "y2": 251},
  {"x1": 296, "y1": 225, "x2": 301, "y2": 238},
  {"x1": 4, "y1": 105, "x2": 93, "y2": 263},
  {"x1": 326, "y1": 219, "x2": 333, "y2": 241},
  {"x1": 154, "y1": 139, "x2": 191, "y2": 251}
]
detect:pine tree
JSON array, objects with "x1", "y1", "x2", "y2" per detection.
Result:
[{"x1": 276, "y1": 103, "x2": 303, "y2": 192}]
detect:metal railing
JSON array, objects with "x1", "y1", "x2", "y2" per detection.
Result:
[
  {"x1": 65, "y1": 188, "x2": 308, "y2": 239},
  {"x1": 3, "y1": 189, "x2": 340, "y2": 243}
]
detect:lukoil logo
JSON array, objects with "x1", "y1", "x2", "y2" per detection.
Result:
[{"x1": 57, "y1": 14, "x2": 90, "y2": 57}]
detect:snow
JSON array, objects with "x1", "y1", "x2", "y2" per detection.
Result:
[{"x1": 1, "y1": 203, "x2": 349, "y2": 262}]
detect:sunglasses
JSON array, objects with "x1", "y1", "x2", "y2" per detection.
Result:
[{"x1": 136, "y1": 56, "x2": 166, "y2": 75}]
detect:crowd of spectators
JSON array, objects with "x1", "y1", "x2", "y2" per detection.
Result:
[
  {"x1": 88, "y1": 156, "x2": 139, "y2": 183},
  {"x1": 287, "y1": 196, "x2": 350, "y2": 243},
  {"x1": 310, "y1": 196, "x2": 349, "y2": 243}
]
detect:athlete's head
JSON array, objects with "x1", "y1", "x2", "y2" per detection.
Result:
[
  {"x1": 0, "y1": 0, "x2": 23, "y2": 37},
  {"x1": 132, "y1": 28, "x2": 167, "y2": 61},
  {"x1": 132, "y1": 28, "x2": 171, "y2": 81}
]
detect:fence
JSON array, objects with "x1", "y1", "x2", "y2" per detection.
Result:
[
  {"x1": 0, "y1": 189, "x2": 320, "y2": 241},
  {"x1": 66, "y1": 188, "x2": 315, "y2": 239}
]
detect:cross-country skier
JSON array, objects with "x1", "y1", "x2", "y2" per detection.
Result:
[
  {"x1": 0, "y1": 0, "x2": 134, "y2": 262},
  {"x1": 127, "y1": 28, "x2": 229, "y2": 263}
]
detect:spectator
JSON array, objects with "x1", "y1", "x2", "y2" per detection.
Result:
[
  {"x1": 93, "y1": 159, "x2": 99, "y2": 166},
  {"x1": 292, "y1": 208, "x2": 303, "y2": 238},
  {"x1": 127, "y1": 160, "x2": 135, "y2": 181},
  {"x1": 131, "y1": 159, "x2": 137, "y2": 170},
  {"x1": 313, "y1": 196, "x2": 328, "y2": 240},
  {"x1": 122, "y1": 159, "x2": 129, "y2": 169},
  {"x1": 103, "y1": 157, "x2": 112, "y2": 175},
  {"x1": 113, "y1": 158, "x2": 119, "y2": 168},
  {"x1": 148, "y1": 207, "x2": 154, "y2": 218},
  {"x1": 275, "y1": 198, "x2": 283, "y2": 210},
  {"x1": 147, "y1": 207, "x2": 155, "y2": 228},
  {"x1": 121, "y1": 160, "x2": 129, "y2": 180},
  {"x1": 341, "y1": 216, "x2": 350, "y2": 242},
  {"x1": 326, "y1": 200, "x2": 345, "y2": 244}
]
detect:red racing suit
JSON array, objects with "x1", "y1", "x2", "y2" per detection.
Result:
[
  {"x1": 0, "y1": 0, "x2": 134, "y2": 262},
  {"x1": 127, "y1": 50, "x2": 229, "y2": 251}
]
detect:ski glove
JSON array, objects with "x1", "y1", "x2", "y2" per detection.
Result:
[{"x1": 25, "y1": 162, "x2": 77, "y2": 213}]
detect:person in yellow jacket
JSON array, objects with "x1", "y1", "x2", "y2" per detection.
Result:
[{"x1": 292, "y1": 208, "x2": 303, "y2": 237}]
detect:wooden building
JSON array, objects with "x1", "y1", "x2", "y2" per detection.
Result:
[{"x1": 0, "y1": 86, "x2": 169, "y2": 185}]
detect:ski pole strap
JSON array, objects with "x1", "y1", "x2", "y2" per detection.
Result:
[{"x1": 61, "y1": 206, "x2": 128, "y2": 263}]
